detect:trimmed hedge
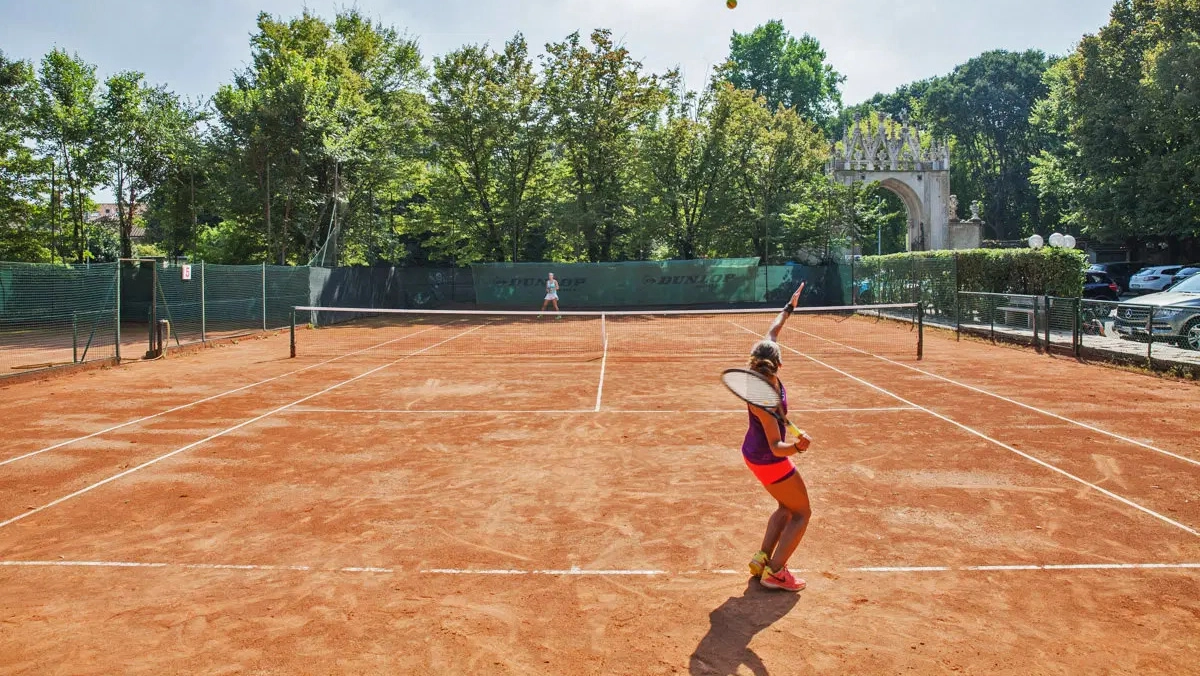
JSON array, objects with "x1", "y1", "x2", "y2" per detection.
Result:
[{"x1": 855, "y1": 248, "x2": 1088, "y2": 317}]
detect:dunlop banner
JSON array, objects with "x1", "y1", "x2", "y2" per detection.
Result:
[{"x1": 470, "y1": 259, "x2": 762, "y2": 308}]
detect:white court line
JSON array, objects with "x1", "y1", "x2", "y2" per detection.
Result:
[
  {"x1": 283, "y1": 407, "x2": 920, "y2": 415},
  {"x1": 0, "y1": 325, "x2": 484, "y2": 530},
  {"x1": 0, "y1": 325, "x2": 445, "y2": 468},
  {"x1": 1, "y1": 560, "x2": 1195, "y2": 575},
  {"x1": 732, "y1": 322, "x2": 1200, "y2": 538},
  {"x1": 786, "y1": 325, "x2": 1200, "y2": 468}
]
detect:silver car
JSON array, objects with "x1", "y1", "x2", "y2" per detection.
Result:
[
  {"x1": 1113, "y1": 273, "x2": 1200, "y2": 349},
  {"x1": 1128, "y1": 266, "x2": 1183, "y2": 294}
]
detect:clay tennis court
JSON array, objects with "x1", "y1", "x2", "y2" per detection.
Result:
[{"x1": 1, "y1": 307, "x2": 1198, "y2": 674}]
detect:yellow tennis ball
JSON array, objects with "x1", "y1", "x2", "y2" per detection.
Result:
[{"x1": 727, "y1": 0, "x2": 737, "y2": 8}]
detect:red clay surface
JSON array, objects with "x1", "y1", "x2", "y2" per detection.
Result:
[{"x1": 1, "y1": 314, "x2": 1198, "y2": 675}]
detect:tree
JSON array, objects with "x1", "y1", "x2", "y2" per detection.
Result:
[
  {"x1": 101, "y1": 72, "x2": 197, "y2": 258},
  {"x1": 212, "y1": 10, "x2": 426, "y2": 265},
  {"x1": 426, "y1": 35, "x2": 553, "y2": 263},
  {"x1": 0, "y1": 51, "x2": 52, "y2": 261},
  {"x1": 1034, "y1": 0, "x2": 1200, "y2": 255},
  {"x1": 723, "y1": 20, "x2": 844, "y2": 126},
  {"x1": 33, "y1": 49, "x2": 104, "y2": 262},
  {"x1": 921, "y1": 50, "x2": 1053, "y2": 240},
  {"x1": 541, "y1": 29, "x2": 670, "y2": 261}
]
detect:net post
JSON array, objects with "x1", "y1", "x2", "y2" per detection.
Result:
[
  {"x1": 72, "y1": 311, "x2": 78, "y2": 363},
  {"x1": 290, "y1": 307, "x2": 296, "y2": 358},
  {"x1": 149, "y1": 262, "x2": 158, "y2": 357},
  {"x1": 261, "y1": 261, "x2": 267, "y2": 332},
  {"x1": 916, "y1": 303, "x2": 924, "y2": 360},
  {"x1": 114, "y1": 264, "x2": 121, "y2": 362},
  {"x1": 200, "y1": 260, "x2": 206, "y2": 343}
]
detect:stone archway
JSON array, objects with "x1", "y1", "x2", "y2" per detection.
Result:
[{"x1": 827, "y1": 113, "x2": 952, "y2": 251}]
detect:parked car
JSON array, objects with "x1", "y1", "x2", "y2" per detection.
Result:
[
  {"x1": 1084, "y1": 271, "x2": 1121, "y2": 301},
  {"x1": 1169, "y1": 266, "x2": 1200, "y2": 287},
  {"x1": 1112, "y1": 273, "x2": 1200, "y2": 350},
  {"x1": 1087, "y1": 261, "x2": 1144, "y2": 294},
  {"x1": 1128, "y1": 266, "x2": 1184, "y2": 294}
]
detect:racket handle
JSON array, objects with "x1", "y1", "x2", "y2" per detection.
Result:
[{"x1": 786, "y1": 421, "x2": 803, "y2": 438}]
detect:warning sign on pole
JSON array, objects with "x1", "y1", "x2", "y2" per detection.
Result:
[{"x1": 182, "y1": 264, "x2": 192, "y2": 281}]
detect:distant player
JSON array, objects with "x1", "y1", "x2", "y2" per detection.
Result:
[
  {"x1": 540, "y1": 272, "x2": 560, "y2": 318},
  {"x1": 742, "y1": 283, "x2": 812, "y2": 592}
]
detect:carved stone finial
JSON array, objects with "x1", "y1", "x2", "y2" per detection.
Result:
[
  {"x1": 969, "y1": 200, "x2": 982, "y2": 221},
  {"x1": 948, "y1": 195, "x2": 959, "y2": 221}
]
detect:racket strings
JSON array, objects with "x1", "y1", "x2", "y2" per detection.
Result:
[{"x1": 721, "y1": 369, "x2": 781, "y2": 408}]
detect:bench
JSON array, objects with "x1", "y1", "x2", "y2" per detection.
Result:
[{"x1": 995, "y1": 297, "x2": 1037, "y2": 329}]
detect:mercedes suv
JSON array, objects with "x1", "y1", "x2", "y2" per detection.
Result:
[{"x1": 1112, "y1": 273, "x2": 1200, "y2": 349}]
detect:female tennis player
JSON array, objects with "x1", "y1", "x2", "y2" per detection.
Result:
[
  {"x1": 743, "y1": 283, "x2": 812, "y2": 592},
  {"x1": 540, "y1": 272, "x2": 560, "y2": 317}
]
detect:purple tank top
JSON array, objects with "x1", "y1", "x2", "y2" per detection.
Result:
[{"x1": 741, "y1": 379, "x2": 788, "y2": 466}]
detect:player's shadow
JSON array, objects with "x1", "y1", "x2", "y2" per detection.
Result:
[{"x1": 688, "y1": 580, "x2": 802, "y2": 676}]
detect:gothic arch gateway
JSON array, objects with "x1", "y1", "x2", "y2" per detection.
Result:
[{"x1": 827, "y1": 113, "x2": 980, "y2": 251}]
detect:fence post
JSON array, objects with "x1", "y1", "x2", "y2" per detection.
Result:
[
  {"x1": 1146, "y1": 307, "x2": 1154, "y2": 366},
  {"x1": 114, "y1": 264, "x2": 121, "y2": 362},
  {"x1": 262, "y1": 262, "x2": 267, "y2": 331},
  {"x1": 1073, "y1": 297, "x2": 1081, "y2": 358},
  {"x1": 200, "y1": 261, "x2": 206, "y2": 343},
  {"x1": 1032, "y1": 298, "x2": 1040, "y2": 352},
  {"x1": 1044, "y1": 296, "x2": 1051, "y2": 353},
  {"x1": 917, "y1": 303, "x2": 924, "y2": 360},
  {"x1": 954, "y1": 291, "x2": 961, "y2": 341}
]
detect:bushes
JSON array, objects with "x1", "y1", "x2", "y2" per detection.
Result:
[{"x1": 855, "y1": 248, "x2": 1088, "y2": 317}]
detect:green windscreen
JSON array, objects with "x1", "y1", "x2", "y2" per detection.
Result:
[{"x1": 470, "y1": 258, "x2": 762, "y2": 308}]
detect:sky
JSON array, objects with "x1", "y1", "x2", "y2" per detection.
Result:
[{"x1": 1, "y1": 0, "x2": 1115, "y2": 106}]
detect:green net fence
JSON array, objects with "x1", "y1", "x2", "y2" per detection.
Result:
[{"x1": 0, "y1": 262, "x2": 120, "y2": 375}]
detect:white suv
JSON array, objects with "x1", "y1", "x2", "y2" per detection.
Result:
[{"x1": 1129, "y1": 266, "x2": 1183, "y2": 294}]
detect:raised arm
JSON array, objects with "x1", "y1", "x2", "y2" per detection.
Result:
[{"x1": 765, "y1": 282, "x2": 805, "y2": 342}]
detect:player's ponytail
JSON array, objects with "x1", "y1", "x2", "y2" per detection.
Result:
[{"x1": 748, "y1": 340, "x2": 781, "y2": 376}]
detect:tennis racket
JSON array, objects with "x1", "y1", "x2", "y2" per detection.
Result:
[{"x1": 721, "y1": 368, "x2": 805, "y2": 439}]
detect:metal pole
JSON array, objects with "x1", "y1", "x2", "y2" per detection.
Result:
[
  {"x1": 1044, "y1": 296, "x2": 1051, "y2": 353},
  {"x1": 917, "y1": 303, "x2": 924, "y2": 360},
  {"x1": 150, "y1": 263, "x2": 158, "y2": 356},
  {"x1": 1032, "y1": 300, "x2": 1039, "y2": 351},
  {"x1": 290, "y1": 308, "x2": 296, "y2": 358},
  {"x1": 72, "y1": 312, "x2": 78, "y2": 363},
  {"x1": 1073, "y1": 298, "x2": 1081, "y2": 358},
  {"x1": 1146, "y1": 307, "x2": 1154, "y2": 366},
  {"x1": 262, "y1": 261, "x2": 267, "y2": 331},
  {"x1": 200, "y1": 261, "x2": 206, "y2": 342},
  {"x1": 115, "y1": 264, "x2": 121, "y2": 362},
  {"x1": 954, "y1": 291, "x2": 961, "y2": 341}
]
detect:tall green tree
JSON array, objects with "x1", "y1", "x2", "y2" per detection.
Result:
[
  {"x1": 213, "y1": 10, "x2": 425, "y2": 265},
  {"x1": 426, "y1": 35, "x2": 553, "y2": 262},
  {"x1": 0, "y1": 51, "x2": 52, "y2": 261},
  {"x1": 723, "y1": 20, "x2": 844, "y2": 126},
  {"x1": 101, "y1": 72, "x2": 197, "y2": 258},
  {"x1": 541, "y1": 29, "x2": 670, "y2": 261},
  {"x1": 921, "y1": 50, "x2": 1053, "y2": 240},
  {"x1": 1033, "y1": 0, "x2": 1200, "y2": 254},
  {"x1": 34, "y1": 49, "x2": 104, "y2": 262}
]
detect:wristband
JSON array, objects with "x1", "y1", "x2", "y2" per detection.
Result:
[{"x1": 783, "y1": 305, "x2": 794, "y2": 314}]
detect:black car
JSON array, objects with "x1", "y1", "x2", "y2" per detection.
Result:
[
  {"x1": 1087, "y1": 262, "x2": 1144, "y2": 295},
  {"x1": 1084, "y1": 271, "x2": 1121, "y2": 301}
]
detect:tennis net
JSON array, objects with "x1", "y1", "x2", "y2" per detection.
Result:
[{"x1": 289, "y1": 304, "x2": 923, "y2": 361}]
